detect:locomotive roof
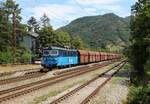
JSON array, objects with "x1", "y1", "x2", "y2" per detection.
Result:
[{"x1": 43, "y1": 46, "x2": 77, "y2": 51}]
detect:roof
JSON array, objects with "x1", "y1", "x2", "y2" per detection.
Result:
[
  {"x1": 78, "y1": 50, "x2": 88, "y2": 55},
  {"x1": 44, "y1": 46, "x2": 77, "y2": 52},
  {"x1": 28, "y1": 31, "x2": 39, "y2": 37}
]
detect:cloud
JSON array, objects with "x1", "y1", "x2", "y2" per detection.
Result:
[
  {"x1": 71, "y1": 0, "x2": 122, "y2": 5},
  {"x1": 26, "y1": 4, "x2": 99, "y2": 29},
  {"x1": 98, "y1": 5, "x2": 127, "y2": 16},
  {"x1": 21, "y1": 0, "x2": 137, "y2": 29}
]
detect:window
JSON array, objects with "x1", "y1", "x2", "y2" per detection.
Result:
[
  {"x1": 43, "y1": 50, "x2": 59, "y2": 56},
  {"x1": 43, "y1": 50, "x2": 50, "y2": 56},
  {"x1": 49, "y1": 50, "x2": 59, "y2": 56}
]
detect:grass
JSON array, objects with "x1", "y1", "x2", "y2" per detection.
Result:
[
  {"x1": 123, "y1": 63, "x2": 131, "y2": 71},
  {"x1": 90, "y1": 62, "x2": 118, "y2": 77},
  {"x1": 111, "y1": 63, "x2": 130, "y2": 84},
  {"x1": 30, "y1": 80, "x2": 85, "y2": 104},
  {"x1": 30, "y1": 62, "x2": 119, "y2": 104},
  {"x1": 111, "y1": 77, "x2": 127, "y2": 84},
  {"x1": 0, "y1": 64, "x2": 41, "y2": 73}
]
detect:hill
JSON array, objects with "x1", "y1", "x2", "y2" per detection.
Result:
[{"x1": 57, "y1": 13, "x2": 130, "y2": 51}]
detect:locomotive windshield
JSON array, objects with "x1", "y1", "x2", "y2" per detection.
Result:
[
  {"x1": 49, "y1": 50, "x2": 58, "y2": 56},
  {"x1": 43, "y1": 50, "x2": 49, "y2": 55},
  {"x1": 43, "y1": 50, "x2": 58, "y2": 56}
]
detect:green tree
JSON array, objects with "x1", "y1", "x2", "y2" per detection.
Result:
[
  {"x1": 4, "y1": 0, "x2": 22, "y2": 22},
  {"x1": 129, "y1": 0, "x2": 150, "y2": 85},
  {"x1": 56, "y1": 31, "x2": 71, "y2": 46},
  {"x1": 40, "y1": 13, "x2": 50, "y2": 27},
  {"x1": 0, "y1": 1, "x2": 12, "y2": 51},
  {"x1": 0, "y1": 0, "x2": 27, "y2": 63},
  {"x1": 1, "y1": 0, "x2": 26, "y2": 49},
  {"x1": 71, "y1": 35, "x2": 83, "y2": 49},
  {"x1": 27, "y1": 16, "x2": 39, "y2": 32},
  {"x1": 38, "y1": 27, "x2": 56, "y2": 47}
]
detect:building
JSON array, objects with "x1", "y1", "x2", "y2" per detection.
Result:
[
  {"x1": 21, "y1": 31, "x2": 39, "y2": 63},
  {"x1": 22, "y1": 31, "x2": 39, "y2": 51}
]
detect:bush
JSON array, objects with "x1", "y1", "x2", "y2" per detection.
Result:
[
  {"x1": 0, "y1": 47, "x2": 32, "y2": 64},
  {"x1": 20, "y1": 51, "x2": 31, "y2": 63},
  {"x1": 145, "y1": 59, "x2": 150, "y2": 74},
  {"x1": 0, "y1": 49, "x2": 13, "y2": 64},
  {"x1": 127, "y1": 84, "x2": 150, "y2": 104}
]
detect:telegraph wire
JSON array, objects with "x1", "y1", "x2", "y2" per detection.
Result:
[
  {"x1": 47, "y1": 9, "x2": 70, "y2": 24},
  {"x1": 74, "y1": 0, "x2": 91, "y2": 15}
]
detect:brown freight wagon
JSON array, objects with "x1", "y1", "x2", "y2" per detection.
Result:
[
  {"x1": 104, "y1": 52, "x2": 107, "y2": 61},
  {"x1": 88, "y1": 51, "x2": 96, "y2": 63},
  {"x1": 95, "y1": 52, "x2": 100, "y2": 62},
  {"x1": 100, "y1": 52, "x2": 105, "y2": 61},
  {"x1": 112, "y1": 54, "x2": 115, "y2": 59},
  {"x1": 78, "y1": 50, "x2": 89, "y2": 64},
  {"x1": 100, "y1": 52, "x2": 103, "y2": 61},
  {"x1": 93, "y1": 52, "x2": 96, "y2": 62},
  {"x1": 107, "y1": 53, "x2": 110, "y2": 60}
]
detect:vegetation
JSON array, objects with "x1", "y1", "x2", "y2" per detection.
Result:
[
  {"x1": 127, "y1": 84, "x2": 150, "y2": 104},
  {"x1": 20, "y1": 51, "x2": 32, "y2": 63},
  {"x1": 30, "y1": 80, "x2": 85, "y2": 104},
  {"x1": 128, "y1": 0, "x2": 150, "y2": 85},
  {"x1": 71, "y1": 35, "x2": 84, "y2": 49},
  {"x1": 0, "y1": 0, "x2": 85, "y2": 64},
  {"x1": 0, "y1": 48, "x2": 13, "y2": 64},
  {"x1": 1, "y1": 0, "x2": 150, "y2": 103},
  {"x1": 126, "y1": 0, "x2": 150, "y2": 104},
  {"x1": 58, "y1": 13, "x2": 130, "y2": 51},
  {"x1": 0, "y1": 0, "x2": 28, "y2": 64},
  {"x1": 27, "y1": 16, "x2": 39, "y2": 32},
  {"x1": 55, "y1": 31, "x2": 71, "y2": 46},
  {"x1": 38, "y1": 26, "x2": 56, "y2": 47}
]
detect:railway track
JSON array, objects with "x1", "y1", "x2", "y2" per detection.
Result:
[
  {"x1": 53, "y1": 60, "x2": 119, "y2": 76},
  {"x1": 49, "y1": 61, "x2": 126, "y2": 104},
  {"x1": 0, "y1": 62, "x2": 101, "y2": 85},
  {"x1": 0, "y1": 68, "x2": 42, "y2": 77},
  {"x1": 0, "y1": 71, "x2": 45, "y2": 85},
  {"x1": 0, "y1": 60, "x2": 119, "y2": 103},
  {"x1": 0, "y1": 60, "x2": 118, "y2": 85}
]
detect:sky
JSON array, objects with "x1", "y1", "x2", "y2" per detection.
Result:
[{"x1": 2, "y1": 0, "x2": 137, "y2": 29}]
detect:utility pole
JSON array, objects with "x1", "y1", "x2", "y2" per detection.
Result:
[{"x1": 12, "y1": 11, "x2": 16, "y2": 63}]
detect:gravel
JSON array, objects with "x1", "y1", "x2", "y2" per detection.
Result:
[
  {"x1": 0, "y1": 64, "x2": 41, "y2": 73},
  {"x1": 88, "y1": 65, "x2": 129, "y2": 104},
  {"x1": 55, "y1": 77, "x2": 107, "y2": 104},
  {"x1": 1, "y1": 62, "x2": 118, "y2": 104}
]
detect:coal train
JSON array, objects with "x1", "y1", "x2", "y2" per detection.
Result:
[{"x1": 41, "y1": 46, "x2": 121, "y2": 71}]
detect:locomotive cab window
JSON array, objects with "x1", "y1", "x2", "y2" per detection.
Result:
[
  {"x1": 49, "y1": 50, "x2": 59, "y2": 56},
  {"x1": 43, "y1": 50, "x2": 50, "y2": 56}
]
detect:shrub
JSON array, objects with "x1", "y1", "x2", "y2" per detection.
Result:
[
  {"x1": 20, "y1": 51, "x2": 31, "y2": 63},
  {"x1": 0, "y1": 49, "x2": 13, "y2": 64},
  {"x1": 127, "y1": 84, "x2": 150, "y2": 104}
]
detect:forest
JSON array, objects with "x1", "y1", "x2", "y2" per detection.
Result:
[
  {"x1": 0, "y1": 0, "x2": 150, "y2": 103},
  {"x1": 0, "y1": 0, "x2": 83, "y2": 64},
  {"x1": 126, "y1": 0, "x2": 150, "y2": 104}
]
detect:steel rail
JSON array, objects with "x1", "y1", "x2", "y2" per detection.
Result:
[
  {"x1": 0, "y1": 60, "x2": 119, "y2": 103},
  {"x1": 49, "y1": 61, "x2": 126, "y2": 104}
]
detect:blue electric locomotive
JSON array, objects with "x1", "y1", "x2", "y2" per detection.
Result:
[{"x1": 41, "y1": 46, "x2": 78, "y2": 70}]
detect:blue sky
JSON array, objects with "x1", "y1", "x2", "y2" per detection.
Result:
[{"x1": 3, "y1": 0, "x2": 137, "y2": 29}]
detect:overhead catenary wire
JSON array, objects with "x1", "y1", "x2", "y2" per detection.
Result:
[
  {"x1": 74, "y1": 0, "x2": 104, "y2": 16},
  {"x1": 33, "y1": 10, "x2": 70, "y2": 27},
  {"x1": 74, "y1": 0, "x2": 91, "y2": 15},
  {"x1": 47, "y1": 9, "x2": 70, "y2": 24}
]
